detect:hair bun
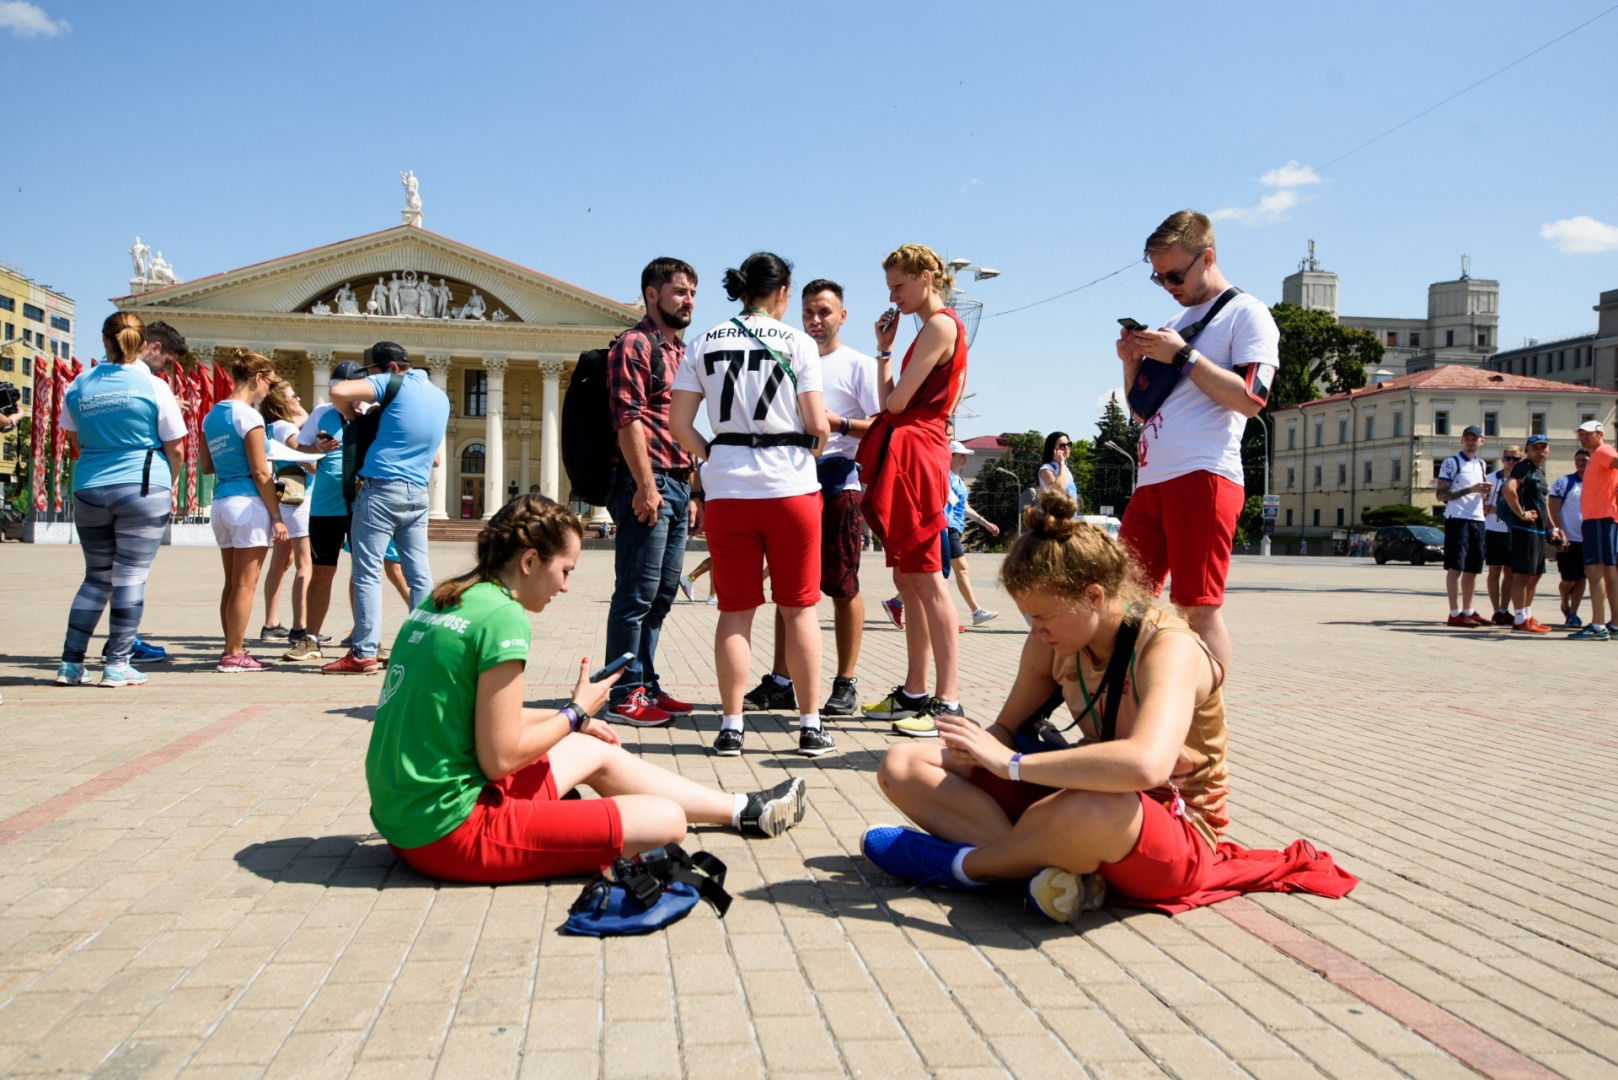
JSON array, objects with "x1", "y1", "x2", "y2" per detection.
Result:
[
  {"x1": 1024, "y1": 490, "x2": 1079, "y2": 541},
  {"x1": 722, "y1": 267, "x2": 749, "y2": 302}
]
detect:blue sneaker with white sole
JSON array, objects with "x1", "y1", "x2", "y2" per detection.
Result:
[
  {"x1": 860, "y1": 825, "x2": 982, "y2": 889},
  {"x1": 130, "y1": 637, "x2": 168, "y2": 663},
  {"x1": 55, "y1": 662, "x2": 92, "y2": 686}
]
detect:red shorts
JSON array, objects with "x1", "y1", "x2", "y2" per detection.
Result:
[
  {"x1": 1119, "y1": 469, "x2": 1245, "y2": 607},
  {"x1": 392, "y1": 757, "x2": 623, "y2": 884},
  {"x1": 704, "y1": 493, "x2": 822, "y2": 611},
  {"x1": 821, "y1": 489, "x2": 864, "y2": 599},
  {"x1": 968, "y1": 769, "x2": 1212, "y2": 902}
]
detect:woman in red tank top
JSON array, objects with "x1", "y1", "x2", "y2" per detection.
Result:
[{"x1": 856, "y1": 244, "x2": 969, "y2": 735}]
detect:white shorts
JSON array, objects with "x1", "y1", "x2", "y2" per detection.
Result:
[
  {"x1": 280, "y1": 497, "x2": 310, "y2": 539},
  {"x1": 211, "y1": 495, "x2": 272, "y2": 549}
]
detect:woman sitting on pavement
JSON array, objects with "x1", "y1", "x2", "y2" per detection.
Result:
[
  {"x1": 864, "y1": 490, "x2": 1354, "y2": 918},
  {"x1": 366, "y1": 494, "x2": 807, "y2": 884}
]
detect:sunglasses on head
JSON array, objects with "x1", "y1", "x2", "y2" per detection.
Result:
[{"x1": 1150, "y1": 248, "x2": 1207, "y2": 288}]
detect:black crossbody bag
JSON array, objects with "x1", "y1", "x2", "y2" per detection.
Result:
[
  {"x1": 1125, "y1": 288, "x2": 1242, "y2": 423},
  {"x1": 1013, "y1": 617, "x2": 1141, "y2": 754}
]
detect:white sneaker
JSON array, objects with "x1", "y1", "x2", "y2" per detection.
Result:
[
  {"x1": 706, "y1": 595, "x2": 719, "y2": 606},
  {"x1": 972, "y1": 609, "x2": 999, "y2": 626},
  {"x1": 679, "y1": 574, "x2": 695, "y2": 600}
]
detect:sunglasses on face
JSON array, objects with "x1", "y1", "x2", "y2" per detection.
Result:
[
  {"x1": 1150, "y1": 248, "x2": 1207, "y2": 288},
  {"x1": 1055, "y1": 442, "x2": 1071, "y2": 450}
]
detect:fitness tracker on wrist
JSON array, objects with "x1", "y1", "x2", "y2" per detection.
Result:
[
  {"x1": 1007, "y1": 753, "x2": 1023, "y2": 783},
  {"x1": 1174, "y1": 345, "x2": 1196, "y2": 370}
]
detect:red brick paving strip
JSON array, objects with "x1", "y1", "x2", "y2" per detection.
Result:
[
  {"x1": 0, "y1": 704, "x2": 274, "y2": 848},
  {"x1": 1217, "y1": 897, "x2": 1561, "y2": 1080}
]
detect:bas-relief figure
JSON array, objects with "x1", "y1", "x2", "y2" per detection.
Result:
[
  {"x1": 457, "y1": 288, "x2": 487, "y2": 320},
  {"x1": 310, "y1": 301, "x2": 332, "y2": 315},
  {"x1": 491, "y1": 308, "x2": 509, "y2": 322},
  {"x1": 387, "y1": 273, "x2": 401, "y2": 315},
  {"x1": 371, "y1": 277, "x2": 390, "y2": 317},
  {"x1": 417, "y1": 274, "x2": 435, "y2": 318}
]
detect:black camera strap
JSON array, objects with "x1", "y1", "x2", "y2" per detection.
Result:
[
  {"x1": 141, "y1": 449, "x2": 155, "y2": 497},
  {"x1": 1097, "y1": 617, "x2": 1141, "y2": 743}
]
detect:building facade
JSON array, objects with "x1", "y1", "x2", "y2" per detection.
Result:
[
  {"x1": 0, "y1": 262, "x2": 74, "y2": 487},
  {"x1": 113, "y1": 223, "x2": 639, "y2": 520},
  {"x1": 1271, "y1": 365, "x2": 1612, "y2": 540},
  {"x1": 1484, "y1": 287, "x2": 1618, "y2": 391}
]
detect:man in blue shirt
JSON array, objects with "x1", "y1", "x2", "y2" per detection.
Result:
[{"x1": 323, "y1": 341, "x2": 450, "y2": 674}]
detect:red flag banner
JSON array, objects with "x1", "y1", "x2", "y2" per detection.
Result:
[
  {"x1": 50, "y1": 358, "x2": 80, "y2": 511},
  {"x1": 29, "y1": 356, "x2": 51, "y2": 513},
  {"x1": 166, "y1": 366, "x2": 187, "y2": 513},
  {"x1": 182, "y1": 364, "x2": 201, "y2": 514}
]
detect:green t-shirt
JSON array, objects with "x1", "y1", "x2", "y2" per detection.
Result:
[{"x1": 365, "y1": 581, "x2": 531, "y2": 849}]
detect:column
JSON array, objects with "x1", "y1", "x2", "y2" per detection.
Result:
[
  {"x1": 539, "y1": 358, "x2": 564, "y2": 501},
  {"x1": 308, "y1": 350, "x2": 333, "y2": 406},
  {"x1": 482, "y1": 356, "x2": 507, "y2": 519},
  {"x1": 517, "y1": 423, "x2": 533, "y2": 494},
  {"x1": 425, "y1": 354, "x2": 452, "y2": 519}
]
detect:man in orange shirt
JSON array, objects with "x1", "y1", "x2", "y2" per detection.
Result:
[{"x1": 1570, "y1": 420, "x2": 1618, "y2": 640}]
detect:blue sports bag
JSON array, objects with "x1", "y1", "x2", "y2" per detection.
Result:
[{"x1": 562, "y1": 843, "x2": 731, "y2": 937}]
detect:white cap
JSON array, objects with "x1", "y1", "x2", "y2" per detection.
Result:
[
  {"x1": 1577, "y1": 419, "x2": 1604, "y2": 434},
  {"x1": 949, "y1": 440, "x2": 973, "y2": 455}
]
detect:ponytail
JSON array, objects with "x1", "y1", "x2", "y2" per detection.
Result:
[{"x1": 101, "y1": 311, "x2": 145, "y2": 365}]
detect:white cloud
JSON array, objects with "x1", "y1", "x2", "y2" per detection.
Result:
[
  {"x1": 0, "y1": 1, "x2": 68, "y2": 36},
  {"x1": 1539, "y1": 215, "x2": 1618, "y2": 255},
  {"x1": 957, "y1": 177, "x2": 980, "y2": 195},
  {"x1": 1211, "y1": 159, "x2": 1321, "y2": 225}
]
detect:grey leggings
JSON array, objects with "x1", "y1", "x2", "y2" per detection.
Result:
[{"x1": 61, "y1": 484, "x2": 171, "y2": 665}]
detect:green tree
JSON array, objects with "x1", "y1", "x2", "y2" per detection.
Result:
[
  {"x1": 1268, "y1": 302, "x2": 1381, "y2": 409},
  {"x1": 1233, "y1": 494, "x2": 1264, "y2": 546},
  {"x1": 6, "y1": 416, "x2": 30, "y2": 513},
  {"x1": 964, "y1": 431, "x2": 1044, "y2": 548},
  {"x1": 1088, "y1": 393, "x2": 1139, "y2": 517}
]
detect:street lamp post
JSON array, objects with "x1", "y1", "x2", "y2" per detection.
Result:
[
  {"x1": 994, "y1": 466, "x2": 1023, "y2": 536},
  {"x1": 1257, "y1": 416, "x2": 1272, "y2": 557},
  {"x1": 1103, "y1": 440, "x2": 1137, "y2": 502}
]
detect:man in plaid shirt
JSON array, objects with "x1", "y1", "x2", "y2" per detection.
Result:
[{"x1": 605, "y1": 257, "x2": 703, "y2": 725}]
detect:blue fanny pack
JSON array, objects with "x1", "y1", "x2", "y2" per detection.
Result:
[
  {"x1": 817, "y1": 455, "x2": 858, "y2": 497},
  {"x1": 561, "y1": 843, "x2": 731, "y2": 937}
]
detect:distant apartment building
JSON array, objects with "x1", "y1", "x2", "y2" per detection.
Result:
[
  {"x1": 1280, "y1": 245, "x2": 1498, "y2": 377},
  {"x1": 1270, "y1": 365, "x2": 1609, "y2": 540},
  {"x1": 1483, "y1": 287, "x2": 1618, "y2": 391},
  {"x1": 0, "y1": 262, "x2": 75, "y2": 487}
]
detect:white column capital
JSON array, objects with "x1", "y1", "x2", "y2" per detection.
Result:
[
  {"x1": 483, "y1": 355, "x2": 509, "y2": 376},
  {"x1": 538, "y1": 358, "x2": 566, "y2": 379},
  {"x1": 189, "y1": 344, "x2": 215, "y2": 365},
  {"x1": 425, "y1": 353, "x2": 453, "y2": 377}
]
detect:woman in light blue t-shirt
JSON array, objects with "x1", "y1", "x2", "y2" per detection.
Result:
[
  {"x1": 55, "y1": 312, "x2": 187, "y2": 688},
  {"x1": 199, "y1": 349, "x2": 286, "y2": 673}
]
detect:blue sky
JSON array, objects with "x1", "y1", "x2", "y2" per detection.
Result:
[{"x1": 3, "y1": 0, "x2": 1615, "y2": 441}]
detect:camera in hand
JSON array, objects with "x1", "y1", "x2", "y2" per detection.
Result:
[{"x1": 0, "y1": 381, "x2": 19, "y2": 417}]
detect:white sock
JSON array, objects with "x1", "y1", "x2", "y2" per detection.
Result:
[
  {"x1": 768, "y1": 672, "x2": 792, "y2": 688},
  {"x1": 1450, "y1": 609, "x2": 1462, "y2": 618},
  {"x1": 939, "y1": 699, "x2": 960, "y2": 711},
  {"x1": 730, "y1": 792, "x2": 748, "y2": 828},
  {"x1": 950, "y1": 846, "x2": 979, "y2": 886},
  {"x1": 799, "y1": 713, "x2": 821, "y2": 731},
  {"x1": 1463, "y1": 609, "x2": 1476, "y2": 616},
  {"x1": 721, "y1": 714, "x2": 744, "y2": 733},
  {"x1": 1514, "y1": 608, "x2": 1529, "y2": 624}
]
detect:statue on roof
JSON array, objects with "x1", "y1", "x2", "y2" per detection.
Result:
[
  {"x1": 335, "y1": 282, "x2": 360, "y2": 316},
  {"x1": 400, "y1": 170, "x2": 422, "y2": 227},
  {"x1": 128, "y1": 237, "x2": 150, "y2": 281},
  {"x1": 149, "y1": 252, "x2": 177, "y2": 285}
]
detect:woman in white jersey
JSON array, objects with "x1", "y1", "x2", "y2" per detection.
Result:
[
  {"x1": 199, "y1": 349, "x2": 287, "y2": 672},
  {"x1": 54, "y1": 312, "x2": 187, "y2": 688},
  {"x1": 670, "y1": 252, "x2": 833, "y2": 759},
  {"x1": 258, "y1": 381, "x2": 314, "y2": 645}
]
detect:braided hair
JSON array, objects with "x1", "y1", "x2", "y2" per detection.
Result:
[
  {"x1": 881, "y1": 243, "x2": 954, "y2": 295},
  {"x1": 429, "y1": 493, "x2": 584, "y2": 610}
]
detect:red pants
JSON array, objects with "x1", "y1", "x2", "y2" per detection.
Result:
[
  {"x1": 393, "y1": 758, "x2": 623, "y2": 883},
  {"x1": 968, "y1": 769, "x2": 1212, "y2": 902},
  {"x1": 1119, "y1": 469, "x2": 1245, "y2": 607},
  {"x1": 705, "y1": 493, "x2": 822, "y2": 611}
]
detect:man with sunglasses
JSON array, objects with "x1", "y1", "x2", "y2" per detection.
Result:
[
  {"x1": 1482, "y1": 446, "x2": 1521, "y2": 625},
  {"x1": 1115, "y1": 210, "x2": 1278, "y2": 670}
]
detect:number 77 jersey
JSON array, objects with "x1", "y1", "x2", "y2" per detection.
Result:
[{"x1": 673, "y1": 313, "x2": 825, "y2": 502}]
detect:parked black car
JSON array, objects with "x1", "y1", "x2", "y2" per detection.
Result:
[
  {"x1": 1373, "y1": 525, "x2": 1444, "y2": 565},
  {"x1": 0, "y1": 504, "x2": 23, "y2": 542}
]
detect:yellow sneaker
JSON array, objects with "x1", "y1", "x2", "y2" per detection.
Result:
[{"x1": 1027, "y1": 867, "x2": 1107, "y2": 923}]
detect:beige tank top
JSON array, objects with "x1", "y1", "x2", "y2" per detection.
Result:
[{"x1": 1052, "y1": 606, "x2": 1229, "y2": 849}]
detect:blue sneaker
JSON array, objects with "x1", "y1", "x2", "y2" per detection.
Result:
[
  {"x1": 1569, "y1": 624, "x2": 1610, "y2": 641},
  {"x1": 1563, "y1": 611, "x2": 1583, "y2": 628},
  {"x1": 860, "y1": 825, "x2": 982, "y2": 889},
  {"x1": 130, "y1": 637, "x2": 168, "y2": 663},
  {"x1": 100, "y1": 662, "x2": 147, "y2": 688},
  {"x1": 55, "y1": 662, "x2": 92, "y2": 686}
]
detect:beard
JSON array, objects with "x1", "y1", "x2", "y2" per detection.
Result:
[{"x1": 657, "y1": 300, "x2": 692, "y2": 330}]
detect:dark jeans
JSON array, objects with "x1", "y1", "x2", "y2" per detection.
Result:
[{"x1": 605, "y1": 467, "x2": 689, "y2": 706}]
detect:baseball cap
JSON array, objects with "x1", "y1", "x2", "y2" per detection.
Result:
[
  {"x1": 330, "y1": 360, "x2": 365, "y2": 382},
  {"x1": 1525, "y1": 434, "x2": 1549, "y2": 446},
  {"x1": 1577, "y1": 419, "x2": 1604, "y2": 434},
  {"x1": 949, "y1": 440, "x2": 973, "y2": 455},
  {"x1": 1462, "y1": 424, "x2": 1482, "y2": 437},
  {"x1": 363, "y1": 341, "x2": 409, "y2": 369}
]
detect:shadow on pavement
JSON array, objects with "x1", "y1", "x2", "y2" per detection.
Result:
[{"x1": 234, "y1": 834, "x2": 433, "y2": 889}]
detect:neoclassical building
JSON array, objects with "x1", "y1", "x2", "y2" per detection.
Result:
[{"x1": 113, "y1": 221, "x2": 639, "y2": 520}]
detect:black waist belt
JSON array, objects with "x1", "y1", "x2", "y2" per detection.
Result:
[
  {"x1": 710, "y1": 432, "x2": 819, "y2": 450},
  {"x1": 141, "y1": 449, "x2": 155, "y2": 497},
  {"x1": 650, "y1": 466, "x2": 692, "y2": 482}
]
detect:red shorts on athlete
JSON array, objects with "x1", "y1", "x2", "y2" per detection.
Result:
[
  {"x1": 392, "y1": 757, "x2": 623, "y2": 884},
  {"x1": 821, "y1": 489, "x2": 864, "y2": 599},
  {"x1": 705, "y1": 493, "x2": 822, "y2": 611},
  {"x1": 968, "y1": 768, "x2": 1213, "y2": 902},
  {"x1": 1119, "y1": 469, "x2": 1245, "y2": 607}
]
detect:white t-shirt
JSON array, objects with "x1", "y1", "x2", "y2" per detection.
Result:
[
  {"x1": 1438, "y1": 451, "x2": 1487, "y2": 521},
  {"x1": 269, "y1": 419, "x2": 300, "y2": 447},
  {"x1": 819, "y1": 345, "x2": 879, "y2": 489},
  {"x1": 674, "y1": 314, "x2": 823, "y2": 501},
  {"x1": 1549, "y1": 472, "x2": 1584, "y2": 542},
  {"x1": 1485, "y1": 470, "x2": 1509, "y2": 533},
  {"x1": 1136, "y1": 291, "x2": 1278, "y2": 487}
]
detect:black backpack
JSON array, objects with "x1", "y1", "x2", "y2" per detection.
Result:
[
  {"x1": 342, "y1": 372, "x2": 402, "y2": 508},
  {"x1": 562, "y1": 330, "x2": 663, "y2": 507}
]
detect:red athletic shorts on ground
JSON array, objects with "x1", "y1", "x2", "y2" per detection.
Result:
[
  {"x1": 821, "y1": 489, "x2": 864, "y2": 599},
  {"x1": 392, "y1": 757, "x2": 623, "y2": 884},
  {"x1": 968, "y1": 769, "x2": 1212, "y2": 901},
  {"x1": 1119, "y1": 469, "x2": 1245, "y2": 607},
  {"x1": 704, "y1": 493, "x2": 822, "y2": 611}
]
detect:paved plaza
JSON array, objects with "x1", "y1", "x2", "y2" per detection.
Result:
[{"x1": 0, "y1": 544, "x2": 1614, "y2": 1080}]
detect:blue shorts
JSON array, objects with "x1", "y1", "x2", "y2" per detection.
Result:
[{"x1": 1584, "y1": 517, "x2": 1617, "y2": 567}]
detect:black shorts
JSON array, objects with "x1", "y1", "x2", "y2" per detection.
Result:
[
  {"x1": 1557, "y1": 542, "x2": 1586, "y2": 583},
  {"x1": 820, "y1": 489, "x2": 864, "y2": 600},
  {"x1": 1484, "y1": 529, "x2": 1511, "y2": 568},
  {"x1": 1443, "y1": 518, "x2": 1484, "y2": 574},
  {"x1": 1509, "y1": 528, "x2": 1545, "y2": 576},
  {"x1": 309, "y1": 513, "x2": 352, "y2": 566},
  {"x1": 946, "y1": 527, "x2": 966, "y2": 561}
]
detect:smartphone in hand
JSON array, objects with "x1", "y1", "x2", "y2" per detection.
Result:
[
  {"x1": 590, "y1": 652, "x2": 635, "y2": 683},
  {"x1": 879, "y1": 308, "x2": 900, "y2": 330},
  {"x1": 1118, "y1": 318, "x2": 1148, "y2": 332}
]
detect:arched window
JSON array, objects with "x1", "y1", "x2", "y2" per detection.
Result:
[{"x1": 461, "y1": 443, "x2": 485, "y2": 475}]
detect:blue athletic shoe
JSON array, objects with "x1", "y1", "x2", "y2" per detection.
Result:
[
  {"x1": 130, "y1": 637, "x2": 168, "y2": 664},
  {"x1": 55, "y1": 662, "x2": 92, "y2": 686},
  {"x1": 1563, "y1": 611, "x2": 1583, "y2": 628},
  {"x1": 860, "y1": 825, "x2": 982, "y2": 889},
  {"x1": 99, "y1": 662, "x2": 147, "y2": 688}
]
